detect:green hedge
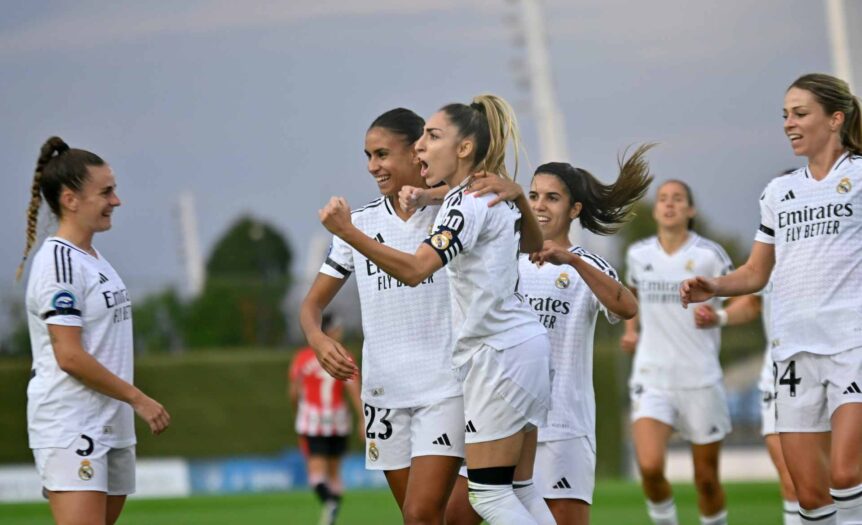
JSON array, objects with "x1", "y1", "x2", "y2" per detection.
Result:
[{"x1": 0, "y1": 324, "x2": 763, "y2": 473}]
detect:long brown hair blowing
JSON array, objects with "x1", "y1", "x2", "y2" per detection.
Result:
[
  {"x1": 16, "y1": 137, "x2": 105, "y2": 281},
  {"x1": 535, "y1": 143, "x2": 655, "y2": 235},
  {"x1": 790, "y1": 73, "x2": 862, "y2": 155},
  {"x1": 441, "y1": 93, "x2": 521, "y2": 180}
]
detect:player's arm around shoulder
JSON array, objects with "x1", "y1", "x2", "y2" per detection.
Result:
[
  {"x1": 48, "y1": 325, "x2": 170, "y2": 435},
  {"x1": 466, "y1": 171, "x2": 542, "y2": 253}
]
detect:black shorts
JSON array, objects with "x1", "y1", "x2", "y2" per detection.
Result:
[{"x1": 300, "y1": 435, "x2": 348, "y2": 458}]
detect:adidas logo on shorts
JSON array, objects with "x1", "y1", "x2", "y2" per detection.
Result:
[
  {"x1": 465, "y1": 421, "x2": 477, "y2": 433},
  {"x1": 552, "y1": 477, "x2": 572, "y2": 490},
  {"x1": 432, "y1": 434, "x2": 452, "y2": 447},
  {"x1": 843, "y1": 382, "x2": 862, "y2": 395}
]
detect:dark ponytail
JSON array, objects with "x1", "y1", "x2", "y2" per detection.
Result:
[
  {"x1": 16, "y1": 137, "x2": 104, "y2": 281},
  {"x1": 535, "y1": 143, "x2": 655, "y2": 235}
]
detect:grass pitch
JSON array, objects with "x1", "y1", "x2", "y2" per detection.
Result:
[{"x1": 0, "y1": 480, "x2": 784, "y2": 524}]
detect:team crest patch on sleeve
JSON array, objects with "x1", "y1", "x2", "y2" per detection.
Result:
[
  {"x1": 51, "y1": 290, "x2": 77, "y2": 310},
  {"x1": 430, "y1": 231, "x2": 453, "y2": 250},
  {"x1": 837, "y1": 177, "x2": 852, "y2": 194},
  {"x1": 555, "y1": 272, "x2": 570, "y2": 289},
  {"x1": 78, "y1": 460, "x2": 94, "y2": 481}
]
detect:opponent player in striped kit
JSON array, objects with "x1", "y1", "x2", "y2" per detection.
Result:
[
  {"x1": 301, "y1": 108, "x2": 466, "y2": 524},
  {"x1": 290, "y1": 313, "x2": 362, "y2": 525},
  {"x1": 445, "y1": 150, "x2": 652, "y2": 525},
  {"x1": 682, "y1": 73, "x2": 862, "y2": 525},
  {"x1": 320, "y1": 94, "x2": 557, "y2": 524},
  {"x1": 17, "y1": 137, "x2": 170, "y2": 525},
  {"x1": 623, "y1": 180, "x2": 734, "y2": 525}
]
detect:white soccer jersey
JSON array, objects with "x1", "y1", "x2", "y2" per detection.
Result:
[
  {"x1": 754, "y1": 152, "x2": 862, "y2": 361},
  {"x1": 26, "y1": 237, "x2": 135, "y2": 449},
  {"x1": 626, "y1": 233, "x2": 733, "y2": 389},
  {"x1": 424, "y1": 179, "x2": 547, "y2": 367},
  {"x1": 320, "y1": 197, "x2": 461, "y2": 409},
  {"x1": 518, "y1": 247, "x2": 620, "y2": 444}
]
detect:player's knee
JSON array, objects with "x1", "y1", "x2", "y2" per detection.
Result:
[
  {"x1": 402, "y1": 500, "x2": 443, "y2": 525},
  {"x1": 639, "y1": 460, "x2": 666, "y2": 485},
  {"x1": 693, "y1": 468, "x2": 720, "y2": 498}
]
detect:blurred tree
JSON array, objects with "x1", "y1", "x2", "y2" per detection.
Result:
[
  {"x1": 133, "y1": 289, "x2": 185, "y2": 354},
  {"x1": 184, "y1": 216, "x2": 293, "y2": 347}
]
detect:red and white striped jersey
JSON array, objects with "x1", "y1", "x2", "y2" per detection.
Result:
[{"x1": 290, "y1": 347, "x2": 352, "y2": 436}]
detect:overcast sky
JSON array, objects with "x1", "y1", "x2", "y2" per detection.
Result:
[{"x1": 1, "y1": 0, "x2": 855, "y2": 312}]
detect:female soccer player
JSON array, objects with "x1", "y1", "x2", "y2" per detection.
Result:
[
  {"x1": 289, "y1": 312, "x2": 363, "y2": 525},
  {"x1": 18, "y1": 137, "x2": 170, "y2": 525},
  {"x1": 622, "y1": 179, "x2": 734, "y2": 525},
  {"x1": 681, "y1": 73, "x2": 862, "y2": 525},
  {"x1": 319, "y1": 94, "x2": 556, "y2": 524},
  {"x1": 445, "y1": 150, "x2": 652, "y2": 525},
  {"x1": 300, "y1": 108, "x2": 467, "y2": 525},
  {"x1": 694, "y1": 287, "x2": 801, "y2": 525}
]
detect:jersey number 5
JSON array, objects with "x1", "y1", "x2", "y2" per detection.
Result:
[{"x1": 364, "y1": 404, "x2": 393, "y2": 440}]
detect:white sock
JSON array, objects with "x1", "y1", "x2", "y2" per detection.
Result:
[
  {"x1": 468, "y1": 480, "x2": 537, "y2": 525},
  {"x1": 646, "y1": 497, "x2": 678, "y2": 525},
  {"x1": 700, "y1": 509, "x2": 728, "y2": 525},
  {"x1": 799, "y1": 504, "x2": 837, "y2": 524},
  {"x1": 513, "y1": 479, "x2": 555, "y2": 525},
  {"x1": 832, "y1": 483, "x2": 862, "y2": 524},
  {"x1": 784, "y1": 500, "x2": 802, "y2": 525}
]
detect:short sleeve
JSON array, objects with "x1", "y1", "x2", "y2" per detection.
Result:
[
  {"x1": 754, "y1": 184, "x2": 776, "y2": 245},
  {"x1": 33, "y1": 248, "x2": 87, "y2": 327},
  {"x1": 624, "y1": 246, "x2": 639, "y2": 288},
  {"x1": 575, "y1": 248, "x2": 621, "y2": 324},
  {"x1": 424, "y1": 194, "x2": 485, "y2": 265},
  {"x1": 320, "y1": 234, "x2": 354, "y2": 279}
]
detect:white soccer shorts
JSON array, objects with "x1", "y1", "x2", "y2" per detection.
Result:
[
  {"x1": 33, "y1": 434, "x2": 135, "y2": 495},
  {"x1": 363, "y1": 395, "x2": 465, "y2": 470},
  {"x1": 460, "y1": 334, "x2": 552, "y2": 444},
  {"x1": 760, "y1": 387, "x2": 778, "y2": 436},
  {"x1": 534, "y1": 436, "x2": 596, "y2": 503},
  {"x1": 774, "y1": 347, "x2": 862, "y2": 433},
  {"x1": 629, "y1": 382, "x2": 731, "y2": 444}
]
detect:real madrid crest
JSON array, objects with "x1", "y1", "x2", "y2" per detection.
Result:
[
  {"x1": 555, "y1": 272, "x2": 570, "y2": 289},
  {"x1": 685, "y1": 259, "x2": 694, "y2": 272},
  {"x1": 368, "y1": 441, "x2": 380, "y2": 462},
  {"x1": 430, "y1": 230, "x2": 452, "y2": 250},
  {"x1": 78, "y1": 460, "x2": 94, "y2": 481},
  {"x1": 837, "y1": 177, "x2": 852, "y2": 194}
]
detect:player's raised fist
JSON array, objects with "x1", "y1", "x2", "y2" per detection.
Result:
[
  {"x1": 398, "y1": 185, "x2": 426, "y2": 213},
  {"x1": 319, "y1": 197, "x2": 352, "y2": 237}
]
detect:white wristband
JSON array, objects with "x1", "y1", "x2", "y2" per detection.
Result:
[{"x1": 716, "y1": 309, "x2": 728, "y2": 327}]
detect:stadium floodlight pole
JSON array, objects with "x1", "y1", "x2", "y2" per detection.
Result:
[
  {"x1": 177, "y1": 191, "x2": 205, "y2": 298},
  {"x1": 825, "y1": 0, "x2": 856, "y2": 91},
  {"x1": 515, "y1": 0, "x2": 581, "y2": 246}
]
